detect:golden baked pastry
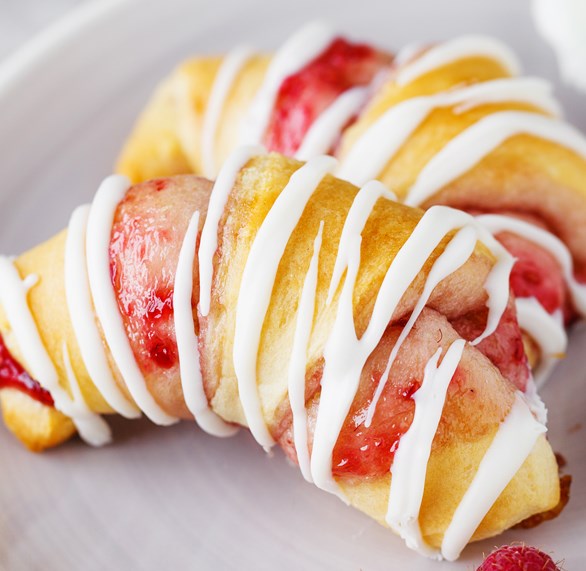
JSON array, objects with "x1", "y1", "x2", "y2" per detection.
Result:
[
  {"x1": 116, "y1": 26, "x2": 586, "y2": 383},
  {"x1": 0, "y1": 152, "x2": 560, "y2": 560}
]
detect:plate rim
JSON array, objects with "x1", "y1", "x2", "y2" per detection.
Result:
[{"x1": 0, "y1": 0, "x2": 136, "y2": 100}]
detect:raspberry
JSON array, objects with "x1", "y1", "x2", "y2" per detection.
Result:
[{"x1": 477, "y1": 544, "x2": 561, "y2": 571}]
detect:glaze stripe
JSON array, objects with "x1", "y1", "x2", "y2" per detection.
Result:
[
  {"x1": 288, "y1": 221, "x2": 324, "y2": 482},
  {"x1": 173, "y1": 209, "x2": 238, "y2": 436},
  {"x1": 440, "y1": 392, "x2": 546, "y2": 561},
  {"x1": 364, "y1": 225, "x2": 478, "y2": 427},
  {"x1": 61, "y1": 342, "x2": 112, "y2": 446},
  {"x1": 338, "y1": 78, "x2": 560, "y2": 187},
  {"x1": 396, "y1": 35, "x2": 521, "y2": 86},
  {"x1": 202, "y1": 46, "x2": 255, "y2": 178},
  {"x1": 386, "y1": 339, "x2": 466, "y2": 559},
  {"x1": 199, "y1": 145, "x2": 265, "y2": 317},
  {"x1": 65, "y1": 205, "x2": 140, "y2": 418},
  {"x1": 476, "y1": 213, "x2": 586, "y2": 315},
  {"x1": 240, "y1": 22, "x2": 335, "y2": 146},
  {"x1": 86, "y1": 175, "x2": 177, "y2": 425},
  {"x1": 516, "y1": 298, "x2": 566, "y2": 387},
  {"x1": 405, "y1": 111, "x2": 586, "y2": 207},
  {"x1": 295, "y1": 86, "x2": 370, "y2": 161},
  {"x1": 233, "y1": 155, "x2": 336, "y2": 450},
  {"x1": 327, "y1": 180, "x2": 397, "y2": 305}
]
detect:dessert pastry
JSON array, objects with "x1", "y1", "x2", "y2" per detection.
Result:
[
  {"x1": 0, "y1": 151, "x2": 560, "y2": 560},
  {"x1": 116, "y1": 22, "x2": 393, "y2": 181},
  {"x1": 117, "y1": 26, "x2": 586, "y2": 384},
  {"x1": 337, "y1": 36, "x2": 586, "y2": 382}
]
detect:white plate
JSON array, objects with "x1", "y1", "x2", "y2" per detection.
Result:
[{"x1": 0, "y1": 0, "x2": 584, "y2": 569}]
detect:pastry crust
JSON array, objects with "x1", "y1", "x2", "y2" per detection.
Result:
[
  {"x1": 116, "y1": 55, "x2": 270, "y2": 182},
  {"x1": 0, "y1": 389, "x2": 75, "y2": 451},
  {"x1": 13, "y1": 231, "x2": 118, "y2": 414},
  {"x1": 202, "y1": 154, "x2": 495, "y2": 427},
  {"x1": 116, "y1": 74, "x2": 196, "y2": 183},
  {"x1": 115, "y1": 43, "x2": 586, "y2": 277},
  {"x1": 339, "y1": 54, "x2": 586, "y2": 274},
  {"x1": 199, "y1": 154, "x2": 560, "y2": 546},
  {"x1": 0, "y1": 153, "x2": 561, "y2": 554},
  {"x1": 340, "y1": 434, "x2": 559, "y2": 548}
]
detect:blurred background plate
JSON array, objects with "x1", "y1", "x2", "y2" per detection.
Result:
[{"x1": 0, "y1": 0, "x2": 583, "y2": 569}]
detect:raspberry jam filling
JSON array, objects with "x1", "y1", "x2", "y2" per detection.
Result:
[
  {"x1": 330, "y1": 309, "x2": 528, "y2": 478},
  {"x1": 497, "y1": 231, "x2": 571, "y2": 320},
  {"x1": 332, "y1": 371, "x2": 422, "y2": 477},
  {"x1": 110, "y1": 231, "x2": 180, "y2": 375},
  {"x1": 109, "y1": 178, "x2": 197, "y2": 381},
  {"x1": 278, "y1": 302, "x2": 530, "y2": 479},
  {"x1": 0, "y1": 333, "x2": 54, "y2": 406},
  {"x1": 264, "y1": 38, "x2": 390, "y2": 156},
  {"x1": 452, "y1": 296, "x2": 529, "y2": 392},
  {"x1": 141, "y1": 288, "x2": 177, "y2": 370}
]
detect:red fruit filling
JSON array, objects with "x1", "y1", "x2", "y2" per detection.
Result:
[
  {"x1": 330, "y1": 306, "x2": 528, "y2": 477},
  {"x1": 109, "y1": 179, "x2": 187, "y2": 379},
  {"x1": 110, "y1": 232, "x2": 179, "y2": 375},
  {"x1": 109, "y1": 184, "x2": 549, "y2": 481},
  {"x1": 278, "y1": 304, "x2": 529, "y2": 478},
  {"x1": 141, "y1": 287, "x2": 177, "y2": 370},
  {"x1": 452, "y1": 296, "x2": 529, "y2": 392},
  {"x1": 264, "y1": 38, "x2": 391, "y2": 156},
  {"x1": 331, "y1": 367, "x2": 422, "y2": 477},
  {"x1": 497, "y1": 231, "x2": 571, "y2": 321},
  {"x1": 467, "y1": 209, "x2": 573, "y2": 321},
  {"x1": 0, "y1": 333, "x2": 54, "y2": 406}
]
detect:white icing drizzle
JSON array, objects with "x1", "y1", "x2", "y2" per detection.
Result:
[
  {"x1": 395, "y1": 35, "x2": 521, "y2": 86},
  {"x1": 4, "y1": 23, "x2": 566, "y2": 545},
  {"x1": 404, "y1": 111, "x2": 586, "y2": 207},
  {"x1": 0, "y1": 256, "x2": 109, "y2": 445},
  {"x1": 440, "y1": 392, "x2": 546, "y2": 561},
  {"x1": 476, "y1": 214, "x2": 586, "y2": 315},
  {"x1": 452, "y1": 78, "x2": 561, "y2": 117},
  {"x1": 0, "y1": 260, "x2": 55, "y2": 388},
  {"x1": 65, "y1": 205, "x2": 140, "y2": 418},
  {"x1": 524, "y1": 372, "x2": 548, "y2": 426},
  {"x1": 239, "y1": 22, "x2": 335, "y2": 146},
  {"x1": 516, "y1": 298, "x2": 566, "y2": 387},
  {"x1": 201, "y1": 46, "x2": 255, "y2": 178},
  {"x1": 386, "y1": 339, "x2": 466, "y2": 559},
  {"x1": 233, "y1": 155, "x2": 336, "y2": 450},
  {"x1": 295, "y1": 86, "x2": 370, "y2": 161},
  {"x1": 394, "y1": 43, "x2": 426, "y2": 68},
  {"x1": 313, "y1": 180, "x2": 398, "y2": 494},
  {"x1": 61, "y1": 342, "x2": 112, "y2": 446},
  {"x1": 364, "y1": 225, "x2": 478, "y2": 427},
  {"x1": 338, "y1": 78, "x2": 561, "y2": 187},
  {"x1": 0, "y1": 146, "x2": 549, "y2": 559},
  {"x1": 173, "y1": 210, "x2": 238, "y2": 436},
  {"x1": 475, "y1": 210, "x2": 585, "y2": 387},
  {"x1": 311, "y1": 201, "x2": 513, "y2": 498},
  {"x1": 326, "y1": 180, "x2": 397, "y2": 304},
  {"x1": 86, "y1": 175, "x2": 177, "y2": 425},
  {"x1": 198, "y1": 145, "x2": 265, "y2": 317},
  {"x1": 288, "y1": 221, "x2": 324, "y2": 482}
]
